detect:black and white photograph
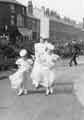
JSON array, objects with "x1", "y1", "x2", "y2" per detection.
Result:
[{"x1": 0, "y1": 0, "x2": 84, "y2": 120}]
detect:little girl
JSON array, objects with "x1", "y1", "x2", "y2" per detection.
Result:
[
  {"x1": 9, "y1": 49, "x2": 33, "y2": 96},
  {"x1": 40, "y1": 45, "x2": 59, "y2": 95}
]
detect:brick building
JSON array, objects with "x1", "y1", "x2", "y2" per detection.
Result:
[
  {"x1": 0, "y1": 0, "x2": 40, "y2": 49},
  {"x1": 34, "y1": 6, "x2": 84, "y2": 47},
  {"x1": 0, "y1": 0, "x2": 28, "y2": 44},
  {"x1": 0, "y1": 0, "x2": 84, "y2": 49},
  {"x1": 49, "y1": 17, "x2": 84, "y2": 46},
  {"x1": 27, "y1": 1, "x2": 40, "y2": 42}
]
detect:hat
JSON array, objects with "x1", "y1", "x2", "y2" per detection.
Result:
[
  {"x1": 47, "y1": 43, "x2": 54, "y2": 50},
  {"x1": 19, "y1": 49, "x2": 27, "y2": 57}
]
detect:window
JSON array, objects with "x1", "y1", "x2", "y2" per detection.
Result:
[
  {"x1": 22, "y1": 7, "x2": 25, "y2": 14},
  {"x1": 10, "y1": 15, "x2": 15, "y2": 25},
  {"x1": 11, "y1": 19, "x2": 14, "y2": 25},
  {"x1": 17, "y1": 14, "x2": 24, "y2": 27},
  {"x1": 10, "y1": 4, "x2": 15, "y2": 13},
  {"x1": 27, "y1": 18, "x2": 32, "y2": 29}
]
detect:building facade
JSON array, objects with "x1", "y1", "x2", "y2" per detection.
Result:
[
  {"x1": 0, "y1": 0, "x2": 40, "y2": 50},
  {"x1": 0, "y1": 0, "x2": 28, "y2": 44},
  {"x1": 49, "y1": 17, "x2": 84, "y2": 46},
  {"x1": 33, "y1": 7, "x2": 49, "y2": 39},
  {"x1": 34, "y1": 6, "x2": 84, "y2": 47},
  {"x1": 0, "y1": 0, "x2": 84, "y2": 49}
]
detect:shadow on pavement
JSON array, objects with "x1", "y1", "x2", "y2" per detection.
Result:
[{"x1": 27, "y1": 85, "x2": 73, "y2": 95}]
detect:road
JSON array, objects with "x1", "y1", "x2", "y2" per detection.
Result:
[{"x1": 0, "y1": 56, "x2": 84, "y2": 120}]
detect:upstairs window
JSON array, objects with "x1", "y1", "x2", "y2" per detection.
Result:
[
  {"x1": 17, "y1": 14, "x2": 24, "y2": 27},
  {"x1": 10, "y1": 15, "x2": 15, "y2": 25},
  {"x1": 10, "y1": 4, "x2": 15, "y2": 13},
  {"x1": 22, "y1": 7, "x2": 25, "y2": 15}
]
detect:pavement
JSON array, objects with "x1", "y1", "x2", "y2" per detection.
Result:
[{"x1": 0, "y1": 56, "x2": 84, "y2": 120}]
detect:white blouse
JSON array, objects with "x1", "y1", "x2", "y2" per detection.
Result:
[{"x1": 16, "y1": 58, "x2": 33, "y2": 71}]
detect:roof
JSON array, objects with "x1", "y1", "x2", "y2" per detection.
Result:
[{"x1": 0, "y1": 0, "x2": 25, "y2": 6}]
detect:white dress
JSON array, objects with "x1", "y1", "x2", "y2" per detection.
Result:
[
  {"x1": 31, "y1": 42, "x2": 47, "y2": 86},
  {"x1": 9, "y1": 58, "x2": 33, "y2": 89},
  {"x1": 38, "y1": 53, "x2": 59, "y2": 88}
]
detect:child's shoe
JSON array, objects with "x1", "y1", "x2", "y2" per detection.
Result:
[
  {"x1": 17, "y1": 89, "x2": 23, "y2": 96},
  {"x1": 23, "y1": 89, "x2": 28, "y2": 95},
  {"x1": 46, "y1": 88, "x2": 50, "y2": 96}
]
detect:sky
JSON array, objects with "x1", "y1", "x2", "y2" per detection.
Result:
[{"x1": 17, "y1": 0, "x2": 84, "y2": 23}]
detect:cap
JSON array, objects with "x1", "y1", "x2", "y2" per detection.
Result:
[{"x1": 19, "y1": 49, "x2": 27, "y2": 57}]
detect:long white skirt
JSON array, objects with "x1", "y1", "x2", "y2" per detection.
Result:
[
  {"x1": 31, "y1": 60, "x2": 55, "y2": 88},
  {"x1": 39, "y1": 67, "x2": 55, "y2": 88},
  {"x1": 31, "y1": 60, "x2": 42, "y2": 85},
  {"x1": 74, "y1": 74, "x2": 84, "y2": 106}
]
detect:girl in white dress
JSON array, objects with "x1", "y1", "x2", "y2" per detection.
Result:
[
  {"x1": 38, "y1": 44, "x2": 59, "y2": 95},
  {"x1": 9, "y1": 49, "x2": 33, "y2": 96}
]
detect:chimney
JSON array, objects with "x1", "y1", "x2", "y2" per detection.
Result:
[{"x1": 28, "y1": 0, "x2": 33, "y2": 15}]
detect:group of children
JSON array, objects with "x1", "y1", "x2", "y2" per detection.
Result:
[{"x1": 9, "y1": 38, "x2": 59, "y2": 96}]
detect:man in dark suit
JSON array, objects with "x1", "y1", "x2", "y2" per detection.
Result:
[{"x1": 69, "y1": 40, "x2": 80, "y2": 66}]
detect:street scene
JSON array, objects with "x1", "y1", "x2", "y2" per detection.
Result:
[
  {"x1": 0, "y1": 0, "x2": 84, "y2": 120},
  {"x1": 0, "y1": 56, "x2": 84, "y2": 120}
]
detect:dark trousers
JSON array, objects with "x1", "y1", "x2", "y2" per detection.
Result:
[{"x1": 69, "y1": 54, "x2": 78, "y2": 66}]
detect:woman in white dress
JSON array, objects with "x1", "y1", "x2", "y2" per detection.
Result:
[
  {"x1": 9, "y1": 49, "x2": 33, "y2": 96},
  {"x1": 31, "y1": 38, "x2": 47, "y2": 88}
]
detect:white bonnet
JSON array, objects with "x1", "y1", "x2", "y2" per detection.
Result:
[
  {"x1": 19, "y1": 49, "x2": 27, "y2": 57},
  {"x1": 47, "y1": 43, "x2": 54, "y2": 50}
]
